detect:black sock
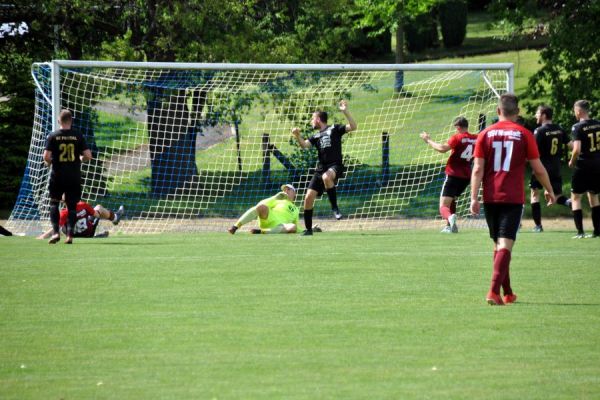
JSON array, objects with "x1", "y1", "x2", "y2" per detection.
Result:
[
  {"x1": 592, "y1": 206, "x2": 600, "y2": 235},
  {"x1": 66, "y1": 200, "x2": 77, "y2": 236},
  {"x1": 326, "y1": 187, "x2": 338, "y2": 210},
  {"x1": 50, "y1": 200, "x2": 60, "y2": 234},
  {"x1": 556, "y1": 195, "x2": 569, "y2": 207},
  {"x1": 573, "y1": 209, "x2": 584, "y2": 234},
  {"x1": 531, "y1": 202, "x2": 541, "y2": 226},
  {"x1": 304, "y1": 209, "x2": 313, "y2": 231}
]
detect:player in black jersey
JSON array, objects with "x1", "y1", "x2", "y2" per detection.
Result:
[
  {"x1": 43, "y1": 109, "x2": 92, "y2": 244},
  {"x1": 569, "y1": 100, "x2": 600, "y2": 238},
  {"x1": 529, "y1": 105, "x2": 572, "y2": 232},
  {"x1": 292, "y1": 100, "x2": 357, "y2": 235}
]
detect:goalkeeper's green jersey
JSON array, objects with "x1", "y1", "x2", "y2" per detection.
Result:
[{"x1": 258, "y1": 193, "x2": 299, "y2": 229}]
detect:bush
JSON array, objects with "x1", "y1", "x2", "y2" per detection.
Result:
[
  {"x1": 404, "y1": 13, "x2": 439, "y2": 53},
  {"x1": 439, "y1": 0, "x2": 468, "y2": 48}
]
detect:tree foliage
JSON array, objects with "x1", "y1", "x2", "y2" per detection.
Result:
[
  {"x1": 491, "y1": 0, "x2": 600, "y2": 126},
  {"x1": 0, "y1": 0, "x2": 384, "y2": 208}
]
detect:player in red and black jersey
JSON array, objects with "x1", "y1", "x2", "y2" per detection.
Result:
[
  {"x1": 43, "y1": 109, "x2": 92, "y2": 244},
  {"x1": 529, "y1": 105, "x2": 572, "y2": 232},
  {"x1": 569, "y1": 100, "x2": 600, "y2": 238},
  {"x1": 37, "y1": 201, "x2": 124, "y2": 239},
  {"x1": 292, "y1": 100, "x2": 357, "y2": 235},
  {"x1": 420, "y1": 116, "x2": 477, "y2": 233},
  {"x1": 470, "y1": 94, "x2": 556, "y2": 306}
]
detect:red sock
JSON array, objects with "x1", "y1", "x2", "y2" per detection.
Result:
[
  {"x1": 440, "y1": 205, "x2": 452, "y2": 221},
  {"x1": 490, "y1": 248, "x2": 511, "y2": 295}
]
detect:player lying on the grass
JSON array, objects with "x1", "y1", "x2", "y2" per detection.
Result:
[
  {"x1": 37, "y1": 201, "x2": 124, "y2": 240},
  {"x1": 228, "y1": 184, "x2": 299, "y2": 234},
  {"x1": 292, "y1": 99, "x2": 357, "y2": 236},
  {"x1": 420, "y1": 116, "x2": 477, "y2": 234}
]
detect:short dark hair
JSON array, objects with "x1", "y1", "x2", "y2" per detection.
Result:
[
  {"x1": 315, "y1": 110, "x2": 328, "y2": 123},
  {"x1": 498, "y1": 93, "x2": 519, "y2": 117},
  {"x1": 59, "y1": 109, "x2": 73, "y2": 124},
  {"x1": 453, "y1": 116, "x2": 469, "y2": 128},
  {"x1": 537, "y1": 105, "x2": 553, "y2": 120},
  {"x1": 574, "y1": 100, "x2": 590, "y2": 113}
]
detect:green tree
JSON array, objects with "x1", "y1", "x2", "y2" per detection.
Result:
[
  {"x1": 354, "y1": 0, "x2": 440, "y2": 90},
  {"x1": 491, "y1": 0, "x2": 600, "y2": 126}
]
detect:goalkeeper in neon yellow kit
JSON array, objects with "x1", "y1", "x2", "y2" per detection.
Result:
[{"x1": 228, "y1": 184, "x2": 299, "y2": 234}]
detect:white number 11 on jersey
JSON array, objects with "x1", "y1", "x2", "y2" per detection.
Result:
[{"x1": 492, "y1": 141, "x2": 513, "y2": 172}]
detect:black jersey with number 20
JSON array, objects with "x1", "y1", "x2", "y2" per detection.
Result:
[
  {"x1": 45, "y1": 129, "x2": 89, "y2": 181},
  {"x1": 308, "y1": 124, "x2": 347, "y2": 170}
]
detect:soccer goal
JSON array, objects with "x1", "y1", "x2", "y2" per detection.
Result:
[{"x1": 7, "y1": 61, "x2": 513, "y2": 235}]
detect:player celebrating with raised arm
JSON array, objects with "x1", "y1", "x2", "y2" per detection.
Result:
[
  {"x1": 420, "y1": 116, "x2": 477, "y2": 233},
  {"x1": 470, "y1": 93, "x2": 556, "y2": 306},
  {"x1": 568, "y1": 100, "x2": 600, "y2": 238},
  {"x1": 529, "y1": 105, "x2": 572, "y2": 232},
  {"x1": 291, "y1": 100, "x2": 357, "y2": 236},
  {"x1": 228, "y1": 184, "x2": 299, "y2": 234},
  {"x1": 37, "y1": 201, "x2": 124, "y2": 239},
  {"x1": 43, "y1": 109, "x2": 92, "y2": 244}
]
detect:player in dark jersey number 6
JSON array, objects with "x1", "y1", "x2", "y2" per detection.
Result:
[
  {"x1": 292, "y1": 100, "x2": 357, "y2": 236},
  {"x1": 529, "y1": 105, "x2": 572, "y2": 232},
  {"x1": 470, "y1": 93, "x2": 556, "y2": 306},
  {"x1": 43, "y1": 109, "x2": 92, "y2": 244},
  {"x1": 420, "y1": 116, "x2": 477, "y2": 234}
]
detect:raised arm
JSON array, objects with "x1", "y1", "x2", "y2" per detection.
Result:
[
  {"x1": 292, "y1": 128, "x2": 311, "y2": 149},
  {"x1": 420, "y1": 132, "x2": 451, "y2": 153},
  {"x1": 339, "y1": 100, "x2": 357, "y2": 132}
]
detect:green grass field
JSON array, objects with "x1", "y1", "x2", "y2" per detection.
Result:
[{"x1": 1, "y1": 229, "x2": 599, "y2": 399}]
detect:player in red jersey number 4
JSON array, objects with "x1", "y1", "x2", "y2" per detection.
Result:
[
  {"x1": 420, "y1": 116, "x2": 478, "y2": 233},
  {"x1": 470, "y1": 94, "x2": 556, "y2": 306}
]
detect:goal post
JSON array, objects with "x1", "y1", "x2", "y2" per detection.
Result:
[{"x1": 8, "y1": 61, "x2": 513, "y2": 235}]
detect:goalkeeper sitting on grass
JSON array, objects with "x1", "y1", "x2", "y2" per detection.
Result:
[{"x1": 228, "y1": 184, "x2": 299, "y2": 234}]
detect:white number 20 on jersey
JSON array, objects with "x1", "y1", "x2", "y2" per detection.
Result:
[{"x1": 492, "y1": 141, "x2": 514, "y2": 172}]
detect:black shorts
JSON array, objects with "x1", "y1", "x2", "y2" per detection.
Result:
[
  {"x1": 441, "y1": 175, "x2": 470, "y2": 198},
  {"x1": 308, "y1": 164, "x2": 344, "y2": 195},
  {"x1": 483, "y1": 203, "x2": 523, "y2": 242},
  {"x1": 571, "y1": 169, "x2": 600, "y2": 195},
  {"x1": 48, "y1": 177, "x2": 82, "y2": 204},
  {"x1": 530, "y1": 174, "x2": 563, "y2": 195}
]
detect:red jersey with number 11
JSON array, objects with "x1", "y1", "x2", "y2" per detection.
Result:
[
  {"x1": 474, "y1": 120, "x2": 539, "y2": 204},
  {"x1": 446, "y1": 131, "x2": 478, "y2": 178}
]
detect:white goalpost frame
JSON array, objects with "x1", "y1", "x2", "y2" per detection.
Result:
[{"x1": 12, "y1": 60, "x2": 514, "y2": 235}]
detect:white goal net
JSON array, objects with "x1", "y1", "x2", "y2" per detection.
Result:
[{"x1": 8, "y1": 61, "x2": 512, "y2": 235}]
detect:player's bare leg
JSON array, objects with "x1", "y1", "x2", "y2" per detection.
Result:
[
  {"x1": 323, "y1": 169, "x2": 342, "y2": 220},
  {"x1": 588, "y1": 193, "x2": 600, "y2": 237},
  {"x1": 303, "y1": 189, "x2": 318, "y2": 235},
  {"x1": 439, "y1": 196, "x2": 457, "y2": 233}
]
